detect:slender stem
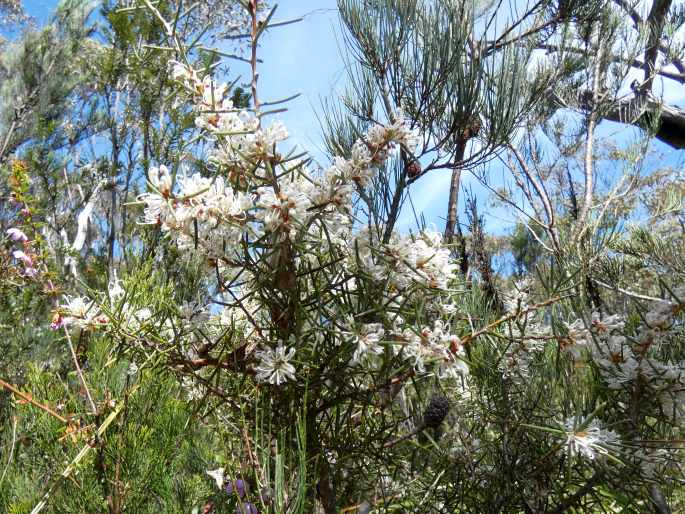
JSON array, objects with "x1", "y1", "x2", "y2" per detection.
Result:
[
  {"x1": 642, "y1": 0, "x2": 673, "y2": 92},
  {"x1": 460, "y1": 295, "x2": 570, "y2": 346},
  {"x1": 0, "y1": 415, "x2": 17, "y2": 486},
  {"x1": 509, "y1": 145, "x2": 560, "y2": 252},
  {"x1": 63, "y1": 327, "x2": 98, "y2": 414},
  {"x1": 250, "y1": 0, "x2": 261, "y2": 118}
]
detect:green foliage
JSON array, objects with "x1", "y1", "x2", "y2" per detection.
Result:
[
  {"x1": 510, "y1": 223, "x2": 544, "y2": 276},
  {"x1": 0, "y1": 336, "x2": 219, "y2": 513}
]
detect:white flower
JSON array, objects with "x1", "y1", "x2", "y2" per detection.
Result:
[
  {"x1": 254, "y1": 345, "x2": 297, "y2": 385},
  {"x1": 255, "y1": 120, "x2": 289, "y2": 148},
  {"x1": 346, "y1": 141, "x2": 374, "y2": 185},
  {"x1": 60, "y1": 295, "x2": 106, "y2": 330},
  {"x1": 436, "y1": 351, "x2": 469, "y2": 380},
  {"x1": 589, "y1": 312, "x2": 624, "y2": 333},
  {"x1": 148, "y1": 165, "x2": 173, "y2": 196},
  {"x1": 349, "y1": 323, "x2": 385, "y2": 362},
  {"x1": 62, "y1": 296, "x2": 93, "y2": 318},
  {"x1": 126, "y1": 361, "x2": 139, "y2": 376},
  {"x1": 601, "y1": 356, "x2": 642, "y2": 389},
  {"x1": 387, "y1": 114, "x2": 420, "y2": 152},
  {"x1": 138, "y1": 165, "x2": 175, "y2": 226},
  {"x1": 562, "y1": 418, "x2": 619, "y2": 460},
  {"x1": 562, "y1": 318, "x2": 591, "y2": 359},
  {"x1": 181, "y1": 376, "x2": 204, "y2": 401},
  {"x1": 645, "y1": 300, "x2": 675, "y2": 329},
  {"x1": 170, "y1": 60, "x2": 195, "y2": 82},
  {"x1": 138, "y1": 190, "x2": 170, "y2": 226},
  {"x1": 206, "y1": 468, "x2": 225, "y2": 489},
  {"x1": 405, "y1": 232, "x2": 456, "y2": 289},
  {"x1": 504, "y1": 279, "x2": 533, "y2": 313}
]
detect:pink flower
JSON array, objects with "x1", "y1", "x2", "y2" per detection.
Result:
[
  {"x1": 6, "y1": 228, "x2": 28, "y2": 242},
  {"x1": 12, "y1": 250, "x2": 33, "y2": 266}
]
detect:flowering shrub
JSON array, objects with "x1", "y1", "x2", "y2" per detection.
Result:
[
  {"x1": 34, "y1": 9, "x2": 683, "y2": 512},
  {"x1": 1, "y1": 1, "x2": 684, "y2": 513}
]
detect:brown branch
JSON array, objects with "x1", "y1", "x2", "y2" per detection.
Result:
[
  {"x1": 0, "y1": 378, "x2": 68, "y2": 424},
  {"x1": 613, "y1": 0, "x2": 643, "y2": 27},
  {"x1": 534, "y1": 43, "x2": 685, "y2": 84},
  {"x1": 591, "y1": 94, "x2": 685, "y2": 149},
  {"x1": 444, "y1": 138, "x2": 468, "y2": 245}
]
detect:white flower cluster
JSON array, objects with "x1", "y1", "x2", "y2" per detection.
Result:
[
  {"x1": 564, "y1": 290, "x2": 685, "y2": 420},
  {"x1": 71, "y1": 60, "x2": 464, "y2": 391},
  {"x1": 503, "y1": 278, "x2": 534, "y2": 313},
  {"x1": 172, "y1": 60, "x2": 288, "y2": 164},
  {"x1": 398, "y1": 320, "x2": 468, "y2": 379},
  {"x1": 139, "y1": 164, "x2": 252, "y2": 262},
  {"x1": 139, "y1": 64, "x2": 421, "y2": 263},
  {"x1": 55, "y1": 281, "x2": 157, "y2": 335},
  {"x1": 562, "y1": 312, "x2": 624, "y2": 359},
  {"x1": 498, "y1": 324, "x2": 549, "y2": 383},
  {"x1": 255, "y1": 175, "x2": 314, "y2": 237},
  {"x1": 352, "y1": 229, "x2": 457, "y2": 291}
]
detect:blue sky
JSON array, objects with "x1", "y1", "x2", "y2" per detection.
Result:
[
  {"x1": 20, "y1": 0, "x2": 685, "y2": 239},
  {"x1": 249, "y1": 1, "x2": 489, "y2": 233},
  {"x1": 23, "y1": 0, "x2": 467, "y2": 234}
]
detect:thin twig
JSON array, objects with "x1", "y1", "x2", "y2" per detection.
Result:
[
  {"x1": 0, "y1": 415, "x2": 18, "y2": 486},
  {"x1": 249, "y1": 0, "x2": 261, "y2": 117},
  {"x1": 63, "y1": 327, "x2": 98, "y2": 414},
  {"x1": 460, "y1": 295, "x2": 571, "y2": 346},
  {"x1": 594, "y1": 279, "x2": 663, "y2": 302},
  {"x1": 548, "y1": 470, "x2": 605, "y2": 514},
  {"x1": 0, "y1": 378, "x2": 68, "y2": 424}
]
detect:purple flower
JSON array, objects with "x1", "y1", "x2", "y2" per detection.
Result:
[
  {"x1": 6, "y1": 228, "x2": 28, "y2": 242},
  {"x1": 226, "y1": 478, "x2": 248, "y2": 498},
  {"x1": 234, "y1": 503, "x2": 258, "y2": 514},
  {"x1": 12, "y1": 250, "x2": 32, "y2": 266}
]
